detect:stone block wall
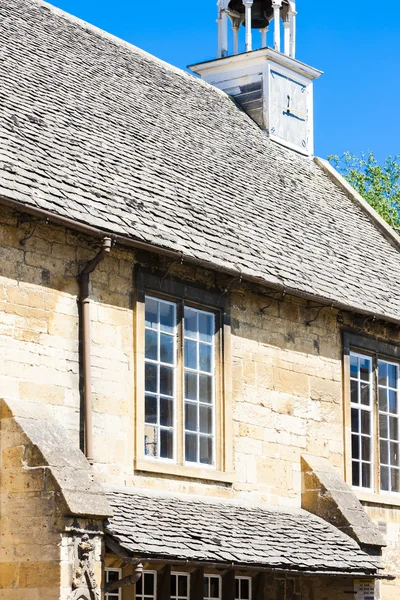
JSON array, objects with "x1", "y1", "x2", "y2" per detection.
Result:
[{"x1": 1, "y1": 205, "x2": 400, "y2": 593}]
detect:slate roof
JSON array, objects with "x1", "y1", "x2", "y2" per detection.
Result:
[
  {"x1": 105, "y1": 489, "x2": 381, "y2": 575},
  {"x1": 1, "y1": 0, "x2": 400, "y2": 322}
]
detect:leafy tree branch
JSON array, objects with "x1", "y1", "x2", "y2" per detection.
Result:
[{"x1": 328, "y1": 151, "x2": 400, "y2": 233}]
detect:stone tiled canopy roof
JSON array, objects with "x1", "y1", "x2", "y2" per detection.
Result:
[
  {"x1": 105, "y1": 489, "x2": 381, "y2": 576},
  {"x1": 1, "y1": 0, "x2": 400, "y2": 322}
]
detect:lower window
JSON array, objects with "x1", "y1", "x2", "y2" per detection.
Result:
[
  {"x1": 348, "y1": 345, "x2": 400, "y2": 494},
  {"x1": 105, "y1": 568, "x2": 122, "y2": 600}
]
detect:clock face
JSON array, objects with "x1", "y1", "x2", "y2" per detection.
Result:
[{"x1": 269, "y1": 70, "x2": 309, "y2": 151}]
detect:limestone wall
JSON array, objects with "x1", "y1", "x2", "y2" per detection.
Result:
[{"x1": 1, "y1": 205, "x2": 400, "y2": 593}]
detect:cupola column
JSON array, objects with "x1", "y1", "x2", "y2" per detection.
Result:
[
  {"x1": 260, "y1": 27, "x2": 268, "y2": 48},
  {"x1": 289, "y1": 4, "x2": 297, "y2": 58},
  {"x1": 232, "y1": 23, "x2": 240, "y2": 54},
  {"x1": 283, "y1": 18, "x2": 290, "y2": 55},
  {"x1": 243, "y1": 0, "x2": 254, "y2": 52},
  {"x1": 272, "y1": 0, "x2": 282, "y2": 52}
]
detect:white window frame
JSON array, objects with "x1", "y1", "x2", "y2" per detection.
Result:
[
  {"x1": 183, "y1": 306, "x2": 216, "y2": 468},
  {"x1": 378, "y1": 358, "x2": 400, "y2": 493},
  {"x1": 105, "y1": 568, "x2": 122, "y2": 600},
  {"x1": 204, "y1": 574, "x2": 222, "y2": 600},
  {"x1": 144, "y1": 295, "x2": 177, "y2": 463},
  {"x1": 171, "y1": 571, "x2": 190, "y2": 600},
  {"x1": 235, "y1": 576, "x2": 252, "y2": 600},
  {"x1": 350, "y1": 352, "x2": 374, "y2": 491},
  {"x1": 347, "y1": 342, "x2": 400, "y2": 496},
  {"x1": 135, "y1": 570, "x2": 157, "y2": 600}
]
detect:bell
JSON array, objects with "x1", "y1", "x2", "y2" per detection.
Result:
[
  {"x1": 228, "y1": 0, "x2": 291, "y2": 29},
  {"x1": 228, "y1": 0, "x2": 274, "y2": 29}
]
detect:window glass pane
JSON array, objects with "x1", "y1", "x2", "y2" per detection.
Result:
[
  {"x1": 352, "y1": 435, "x2": 360, "y2": 460},
  {"x1": 160, "y1": 366, "x2": 174, "y2": 397},
  {"x1": 185, "y1": 433, "x2": 197, "y2": 463},
  {"x1": 391, "y1": 469, "x2": 400, "y2": 493},
  {"x1": 390, "y1": 442, "x2": 399, "y2": 466},
  {"x1": 184, "y1": 308, "x2": 198, "y2": 339},
  {"x1": 241, "y1": 579, "x2": 250, "y2": 600},
  {"x1": 185, "y1": 402, "x2": 198, "y2": 432},
  {"x1": 160, "y1": 333, "x2": 174, "y2": 364},
  {"x1": 160, "y1": 302, "x2": 175, "y2": 333},
  {"x1": 185, "y1": 340, "x2": 198, "y2": 370},
  {"x1": 160, "y1": 429, "x2": 173, "y2": 459},
  {"x1": 378, "y1": 361, "x2": 388, "y2": 386},
  {"x1": 389, "y1": 390, "x2": 398, "y2": 414},
  {"x1": 171, "y1": 575, "x2": 177, "y2": 597},
  {"x1": 352, "y1": 461, "x2": 360, "y2": 487},
  {"x1": 235, "y1": 580, "x2": 239, "y2": 599},
  {"x1": 380, "y1": 414, "x2": 389, "y2": 439},
  {"x1": 145, "y1": 298, "x2": 158, "y2": 329},
  {"x1": 144, "y1": 425, "x2": 157, "y2": 457},
  {"x1": 360, "y1": 357, "x2": 371, "y2": 381},
  {"x1": 350, "y1": 354, "x2": 358, "y2": 378},
  {"x1": 361, "y1": 463, "x2": 371, "y2": 488},
  {"x1": 361, "y1": 411, "x2": 370, "y2": 435},
  {"x1": 351, "y1": 380, "x2": 359, "y2": 404},
  {"x1": 145, "y1": 363, "x2": 158, "y2": 394},
  {"x1": 145, "y1": 329, "x2": 158, "y2": 361},
  {"x1": 379, "y1": 388, "x2": 388, "y2": 412},
  {"x1": 380, "y1": 440, "x2": 389, "y2": 464},
  {"x1": 200, "y1": 406, "x2": 213, "y2": 434},
  {"x1": 390, "y1": 417, "x2": 399, "y2": 442},
  {"x1": 361, "y1": 436, "x2": 371, "y2": 461},
  {"x1": 351, "y1": 409, "x2": 359, "y2": 433},
  {"x1": 105, "y1": 570, "x2": 121, "y2": 600},
  {"x1": 388, "y1": 364, "x2": 397, "y2": 389},
  {"x1": 185, "y1": 372, "x2": 198, "y2": 401},
  {"x1": 145, "y1": 395, "x2": 157, "y2": 424},
  {"x1": 199, "y1": 312, "x2": 213, "y2": 343},
  {"x1": 209, "y1": 577, "x2": 220, "y2": 599},
  {"x1": 199, "y1": 375, "x2": 213, "y2": 403},
  {"x1": 160, "y1": 397, "x2": 173, "y2": 427},
  {"x1": 200, "y1": 436, "x2": 213, "y2": 465},
  {"x1": 199, "y1": 343, "x2": 212, "y2": 373},
  {"x1": 178, "y1": 575, "x2": 188, "y2": 597},
  {"x1": 144, "y1": 573, "x2": 155, "y2": 595},
  {"x1": 360, "y1": 382, "x2": 370, "y2": 406},
  {"x1": 381, "y1": 466, "x2": 389, "y2": 491}
]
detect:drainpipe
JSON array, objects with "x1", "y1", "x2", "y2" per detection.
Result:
[
  {"x1": 106, "y1": 563, "x2": 143, "y2": 593},
  {"x1": 78, "y1": 237, "x2": 112, "y2": 465}
]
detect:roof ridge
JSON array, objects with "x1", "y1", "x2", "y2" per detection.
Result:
[{"x1": 314, "y1": 157, "x2": 400, "y2": 252}]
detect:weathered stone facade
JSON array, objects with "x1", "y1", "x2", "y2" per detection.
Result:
[{"x1": 1, "y1": 204, "x2": 399, "y2": 598}]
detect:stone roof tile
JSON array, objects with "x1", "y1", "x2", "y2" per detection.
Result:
[
  {"x1": 105, "y1": 489, "x2": 381, "y2": 575},
  {"x1": 1, "y1": 0, "x2": 400, "y2": 322}
]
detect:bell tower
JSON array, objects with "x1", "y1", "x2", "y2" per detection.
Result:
[{"x1": 189, "y1": 1, "x2": 322, "y2": 157}]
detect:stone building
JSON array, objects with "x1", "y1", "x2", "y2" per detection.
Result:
[{"x1": 0, "y1": 1, "x2": 399, "y2": 599}]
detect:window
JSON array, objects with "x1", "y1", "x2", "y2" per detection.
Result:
[
  {"x1": 171, "y1": 572, "x2": 190, "y2": 600},
  {"x1": 136, "y1": 271, "x2": 233, "y2": 480},
  {"x1": 105, "y1": 568, "x2": 122, "y2": 600},
  {"x1": 235, "y1": 577, "x2": 251, "y2": 600},
  {"x1": 345, "y1": 333, "x2": 400, "y2": 496},
  {"x1": 204, "y1": 575, "x2": 221, "y2": 600},
  {"x1": 145, "y1": 296, "x2": 216, "y2": 466},
  {"x1": 136, "y1": 571, "x2": 157, "y2": 600}
]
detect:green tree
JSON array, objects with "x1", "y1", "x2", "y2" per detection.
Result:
[{"x1": 328, "y1": 151, "x2": 400, "y2": 233}]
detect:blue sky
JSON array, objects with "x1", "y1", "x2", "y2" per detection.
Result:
[{"x1": 49, "y1": 0, "x2": 400, "y2": 161}]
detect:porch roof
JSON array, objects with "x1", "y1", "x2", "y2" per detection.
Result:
[{"x1": 105, "y1": 488, "x2": 381, "y2": 577}]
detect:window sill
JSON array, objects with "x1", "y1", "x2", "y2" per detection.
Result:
[
  {"x1": 135, "y1": 458, "x2": 235, "y2": 484},
  {"x1": 355, "y1": 489, "x2": 400, "y2": 508}
]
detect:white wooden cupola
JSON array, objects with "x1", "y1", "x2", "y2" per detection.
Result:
[{"x1": 189, "y1": 0, "x2": 322, "y2": 156}]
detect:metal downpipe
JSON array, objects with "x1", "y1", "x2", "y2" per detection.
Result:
[{"x1": 78, "y1": 237, "x2": 112, "y2": 465}]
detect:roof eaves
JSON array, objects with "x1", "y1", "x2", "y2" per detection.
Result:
[{"x1": 314, "y1": 157, "x2": 400, "y2": 252}]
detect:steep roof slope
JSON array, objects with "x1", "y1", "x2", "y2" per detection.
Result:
[{"x1": 0, "y1": 0, "x2": 399, "y2": 321}]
